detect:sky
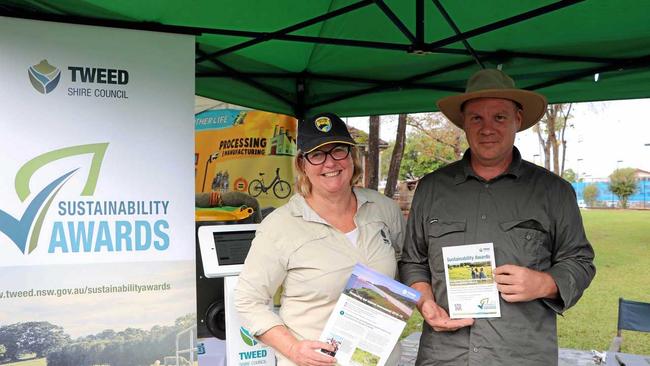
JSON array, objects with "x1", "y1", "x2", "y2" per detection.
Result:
[{"x1": 347, "y1": 98, "x2": 650, "y2": 180}]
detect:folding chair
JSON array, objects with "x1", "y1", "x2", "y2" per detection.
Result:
[{"x1": 608, "y1": 297, "x2": 650, "y2": 352}]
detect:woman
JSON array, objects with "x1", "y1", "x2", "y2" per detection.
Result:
[{"x1": 235, "y1": 112, "x2": 405, "y2": 366}]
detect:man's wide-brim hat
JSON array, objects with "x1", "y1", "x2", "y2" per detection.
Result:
[{"x1": 437, "y1": 69, "x2": 548, "y2": 132}]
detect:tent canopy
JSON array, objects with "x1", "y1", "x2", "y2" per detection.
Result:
[{"x1": 3, "y1": 0, "x2": 650, "y2": 118}]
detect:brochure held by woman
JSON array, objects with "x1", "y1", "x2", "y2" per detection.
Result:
[{"x1": 318, "y1": 263, "x2": 420, "y2": 366}]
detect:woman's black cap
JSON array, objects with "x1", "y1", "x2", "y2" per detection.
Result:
[{"x1": 297, "y1": 112, "x2": 356, "y2": 153}]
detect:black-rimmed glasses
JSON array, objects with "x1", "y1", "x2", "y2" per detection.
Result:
[{"x1": 303, "y1": 145, "x2": 351, "y2": 165}]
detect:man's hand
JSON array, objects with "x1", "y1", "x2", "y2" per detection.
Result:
[
  {"x1": 420, "y1": 298, "x2": 474, "y2": 332},
  {"x1": 288, "y1": 340, "x2": 337, "y2": 366},
  {"x1": 494, "y1": 264, "x2": 558, "y2": 302}
]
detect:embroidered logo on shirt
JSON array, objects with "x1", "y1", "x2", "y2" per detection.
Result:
[{"x1": 380, "y1": 229, "x2": 391, "y2": 246}]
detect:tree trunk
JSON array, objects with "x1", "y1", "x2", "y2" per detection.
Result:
[
  {"x1": 559, "y1": 103, "x2": 572, "y2": 175},
  {"x1": 452, "y1": 128, "x2": 464, "y2": 159},
  {"x1": 534, "y1": 124, "x2": 550, "y2": 169},
  {"x1": 385, "y1": 114, "x2": 407, "y2": 198},
  {"x1": 536, "y1": 103, "x2": 574, "y2": 175},
  {"x1": 546, "y1": 105, "x2": 559, "y2": 174},
  {"x1": 367, "y1": 115, "x2": 380, "y2": 190}
]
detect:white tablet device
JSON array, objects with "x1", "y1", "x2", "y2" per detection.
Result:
[{"x1": 197, "y1": 224, "x2": 259, "y2": 278}]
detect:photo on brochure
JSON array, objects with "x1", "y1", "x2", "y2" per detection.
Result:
[
  {"x1": 320, "y1": 334, "x2": 343, "y2": 356},
  {"x1": 342, "y1": 264, "x2": 418, "y2": 322},
  {"x1": 351, "y1": 347, "x2": 381, "y2": 366},
  {"x1": 447, "y1": 261, "x2": 494, "y2": 287}
]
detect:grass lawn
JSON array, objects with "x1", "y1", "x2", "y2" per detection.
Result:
[
  {"x1": 2, "y1": 358, "x2": 46, "y2": 366},
  {"x1": 558, "y1": 209, "x2": 650, "y2": 355},
  {"x1": 402, "y1": 209, "x2": 650, "y2": 355}
]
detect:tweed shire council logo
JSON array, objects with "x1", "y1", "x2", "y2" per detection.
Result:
[
  {"x1": 0, "y1": 143, "x2": 108, "y2": 255},
  {"x1": 239, "y1": 326, "x2": 258, "y2": 346},
  {"x1": 28, "y1": 59, "x2": 61, "y2": 94}
]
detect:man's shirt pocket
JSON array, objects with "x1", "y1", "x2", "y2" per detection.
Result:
[
  {"x1": 499, "y1": 218, "x2": 552, "y2": 270},
  {"x1": 426, "y1": 219, "x2": 466, "y2": 273}
]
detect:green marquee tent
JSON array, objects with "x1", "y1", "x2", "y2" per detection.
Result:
[{"x1": 3, "y1": 0, "x2": 650, "y2": 118}]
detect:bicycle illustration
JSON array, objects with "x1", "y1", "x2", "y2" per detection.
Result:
[{"x1": 248, "y1": 168, "x2": 292, "y2": 199}]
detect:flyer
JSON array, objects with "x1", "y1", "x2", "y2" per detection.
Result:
[
  {"x1": 442, "y1": 243, "x2": 501, "y2": 319},
  {"x1": 319, "y1": 263, "x2": 420, "y2": 366}
]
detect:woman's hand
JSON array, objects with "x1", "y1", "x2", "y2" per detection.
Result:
[{"x1": 288, "y1": 340, "x2": 337, "y2": 366}]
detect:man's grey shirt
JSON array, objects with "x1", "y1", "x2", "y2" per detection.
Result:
[{"x1": 399, "y1": 147, "x2": 596, "y2": 366}]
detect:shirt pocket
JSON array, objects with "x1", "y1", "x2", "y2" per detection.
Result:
[
  {"x1": 426, "y1": 219, "x2": 466, "y2": 273},
  {"x1": 499, "y1": 218, "x2": 552, "y2": 270}
]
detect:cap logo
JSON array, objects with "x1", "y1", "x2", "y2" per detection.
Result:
[{"x1": 314, "y1": 117, "x2": 332, "y2": 132}]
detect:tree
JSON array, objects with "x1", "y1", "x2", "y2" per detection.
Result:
[
  {"x1": 562, "y1": 168, "x2": 577, "y2": 183},
  {"x1": 533, "y1": 103, "x2": 572, "y2": 175},
  {"x1": 609, "y1": 168, "x2": 637, "y2": 208},
  {"x1": 405, "y1": 133, "x2": 450, "y2": 179},
  {"x1": 407, "y1": 113, "x2": 466, "y2": 162},
  {"x1": 583, "y1": 183, "x2": 599, "y2": 207},
  {"x1": 384, "y1": 113, "x2": 407, "y2": 198},
  {"x1": 380, "y1": 119, "x2": 463, "y2": 181},
  {"x1": 174, "y1": 313, "x2": 197, "y2": 330},
  {"x1": 366, "y1": 115, "x2": 380, "y2": 190},
  {"x1": 0, "y1": 321, "x2": 70, "y2": 361}
]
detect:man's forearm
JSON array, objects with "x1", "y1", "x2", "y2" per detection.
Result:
[{"x1": 539, "y1": 270, "x2": 559, "y2": 300}]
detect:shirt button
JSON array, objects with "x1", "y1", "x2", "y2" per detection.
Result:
[
  {"x1": 526, "y1": 233, "x2": 532, "y2": 240},
  {"x1": 473, "y1": 346, "x2": 479, "y2": 353},
  {"x1": 484, "y1": 184, "x2": 489, "y2": 188},
  {"x1": 481, "y1": 214, "x2": 487, "y2": 220}
]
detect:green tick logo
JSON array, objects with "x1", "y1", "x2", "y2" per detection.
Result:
[
  {"x1": 0, "y1": 143, "x2": 108, "y2": 254},
  {"x1": 28, "y1": 59, "x2": 61, "y2": 94}
]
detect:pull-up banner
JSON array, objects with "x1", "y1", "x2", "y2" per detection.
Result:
[
  {"x1": 0, "y1": 16, "x2": 196, "y2": 365},
  {"x1": 195, "y1": 109, "x2": 297, "y2": 209}
]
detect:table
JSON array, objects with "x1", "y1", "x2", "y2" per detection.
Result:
[
  {"x1": 399, "y1": 334, "x2": 650, "y2": 366},
  {"x1": 606, "y1": 352, "x2": 650, "y2": 366}
]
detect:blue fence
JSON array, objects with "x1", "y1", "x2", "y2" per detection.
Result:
[{"x1": 571, "y1": 180, "x2": 650, "y2": 208}]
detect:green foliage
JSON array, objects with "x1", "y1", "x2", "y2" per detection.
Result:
[
  {"x1": 380, "y1": 114, "x2": 465, "y2": 181},
  {"x1": 380, "y1": 142, "x2": 394, "y2": 178},
  {"x1": 402, "y1": 210, "x2": 650, "y2": 356},
  {"x1": 0, "y1": 308, "x2": 195, "y2": 365},
  {"x1": 0, "y1": 321, "x2": 70, "y2": 361},
  {"x1": 44, "y1": 313, "x2": 197, "y2": 366},
  {"x1": 609, "y1": 168, "x2": 638, "y2": 208},
  {"x1": 399, "y1": 133, "x2": 455, "y2": 179},
  {"x1": 583, "y1": 184, "x2": 599, "y2": 207},
  {"x1": 562, "y1": 168, "x2": 577, "y2": 182},
  {"x1": 174, "y1": 313, "x2": 197, "y2": 330}
]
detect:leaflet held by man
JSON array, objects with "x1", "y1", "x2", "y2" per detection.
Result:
[{"x1": 442, "y1": 242, "x2": 501, "y2": 319}]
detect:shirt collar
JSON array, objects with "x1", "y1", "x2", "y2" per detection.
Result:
[
  {"x1": 454, "y1": 146, "x2": 523, "y2": 184},
  {"x1": 289, "y1": 186, "x2": 373, "y2": 222}
]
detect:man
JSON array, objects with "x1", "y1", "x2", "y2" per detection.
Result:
[{"x1": 399, "y1": 69, "x2": 595, "y2": 366}]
